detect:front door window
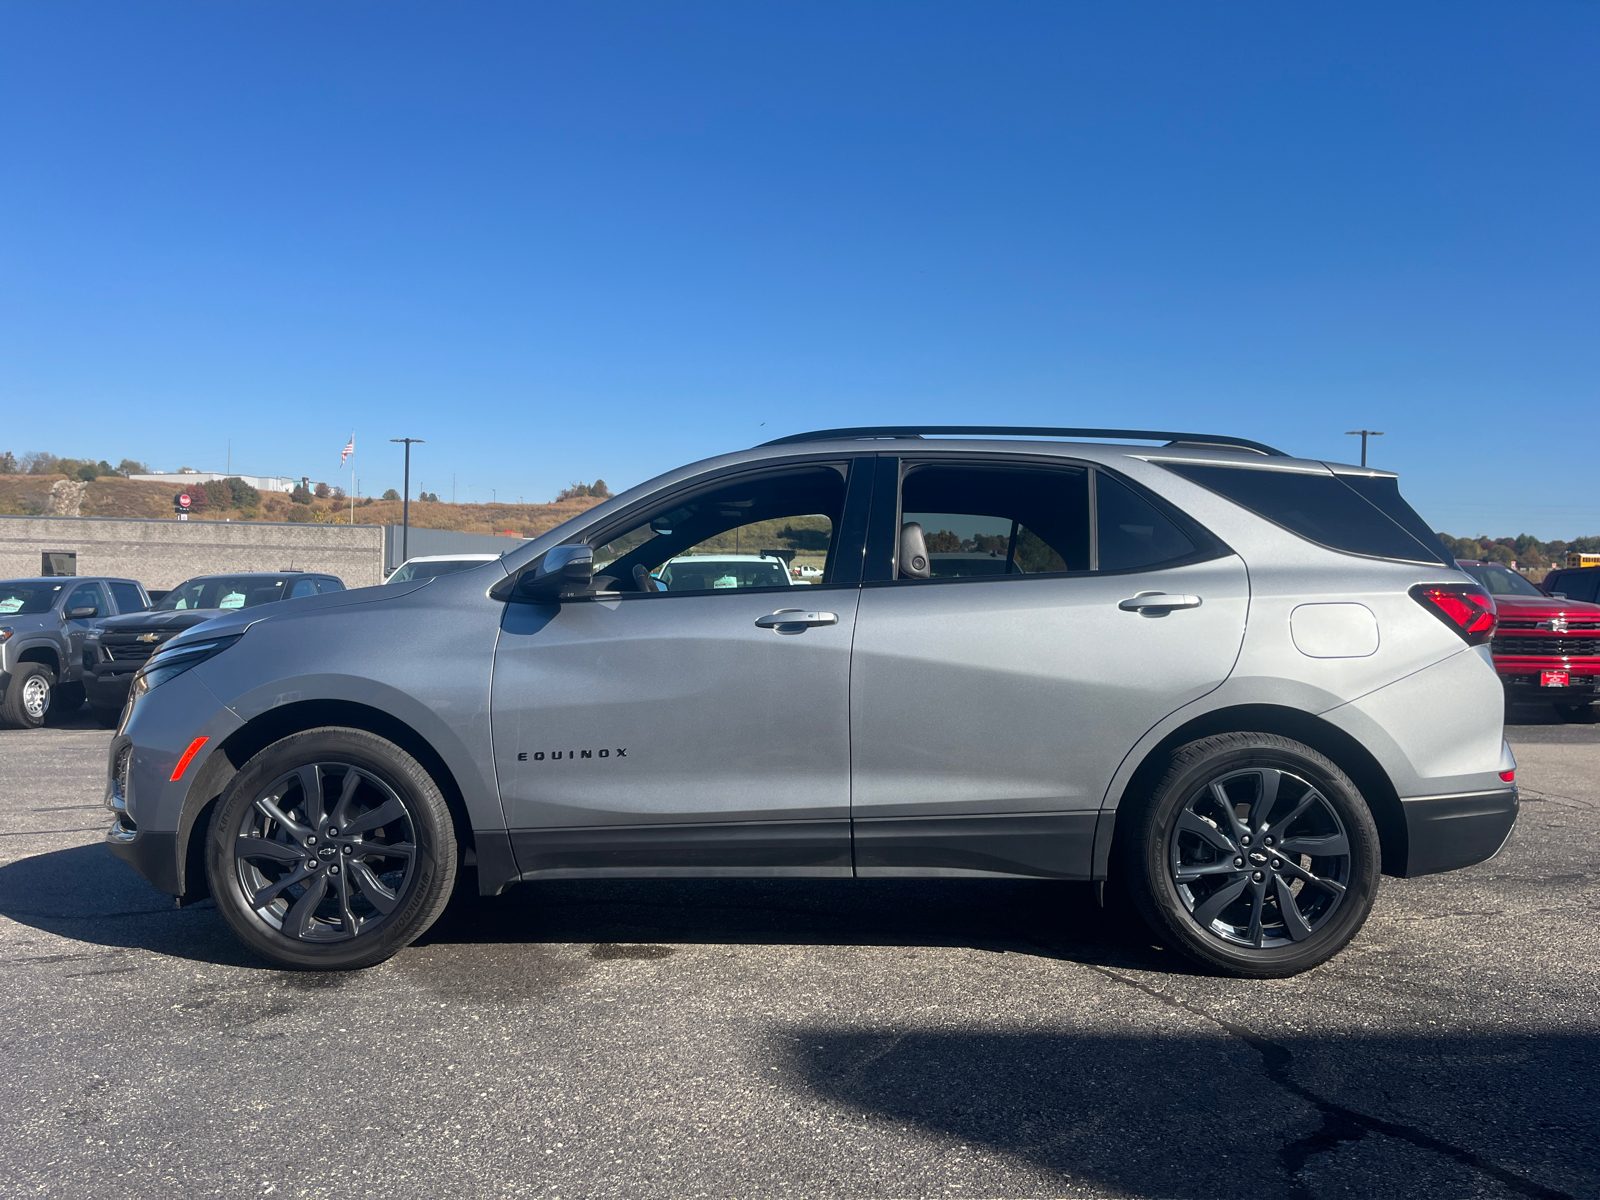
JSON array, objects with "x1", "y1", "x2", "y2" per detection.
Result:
[{"x1": 590, "y1": 465, "x2": 848, "y2": 594}]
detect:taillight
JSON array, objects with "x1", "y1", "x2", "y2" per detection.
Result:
[{"x1": 1410, "y1": 583, "x2": 1497, "y2": 646}]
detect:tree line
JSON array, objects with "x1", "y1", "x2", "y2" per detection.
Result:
[
  {"x1": 0, "y1": 451, "x2": 149, "y2": 480},
  {"x1": 1437, "y1": 532, "x2": 1600, "y2": 570}
]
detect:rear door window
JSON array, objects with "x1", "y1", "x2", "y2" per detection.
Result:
[
  {"x1": 1161, "y1": 463, "x2": 1448, "y2": 564},
  {"x1": 108, "y1": 582, "x2": 147, "y2": 613},
  {"x1": 289, "y1": 579, "x2": 318, "y2": 598},
  {"x1": 315, "y1": 578, "x2": 345, "y2": 593},
  {"x1": 899, "y1": 463, "x2": 1090, "y2": 579}
]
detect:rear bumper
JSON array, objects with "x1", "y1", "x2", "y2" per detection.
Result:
[{"x1": 1400, "y1": 788, "x2": 1518, "y2": 877}]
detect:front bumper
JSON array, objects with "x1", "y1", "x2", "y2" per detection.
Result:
[
  {"x1": 1495, "y1": 664, "x2": 1599, "y2": 705},
  {"x1": 103, "y1": 669, "x2": 242, "y2": 896},
  {"x1": 1401, "y1": 787, "x2": 1519, "y2": 877},
  {"x1": 83, "y1": 663, "x2": 137, "y2": 711}
]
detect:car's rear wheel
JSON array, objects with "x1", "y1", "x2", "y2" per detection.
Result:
[
  {"x1": 207, "y1": 727, "x2": 457, "y2": 970},
  {"x1": 1, "y1": 662, "x2": 56, "y2": 729},
  {"x1": 90, "y1": 705, "x2": 123, "y2": 730},
  {"x1": 1121, "y1": 732, "x2": 1381, "y2": 978}
]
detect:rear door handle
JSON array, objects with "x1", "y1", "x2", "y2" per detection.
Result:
[
  {"x1": 1118, "y1": 593, "x2": 1202, "y2": 612},
  {"x1": 755, "y1": 610, "x2": 839, "y2": 629}
]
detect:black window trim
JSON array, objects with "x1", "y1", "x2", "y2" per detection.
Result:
[
  {"x1": 863, "y1": 450, "x2": 1232, "y2": 587},
  {"x1": 498, "y1": 453, "x2": 878, "y2": 605}
]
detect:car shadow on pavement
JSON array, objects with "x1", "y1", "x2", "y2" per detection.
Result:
[
  {"x1": 771, "y1": 1026, "x2": 1598, "y2": 1200},
  {"x1": 0, "y1": 843, "x2": 261, "y2": 968},
  {"x1": 0, "y1": 842, "x2": 1179, "y2": 975},
  {"x1": 418, "y1": 874, "x2": 1179, "y2": 971}
]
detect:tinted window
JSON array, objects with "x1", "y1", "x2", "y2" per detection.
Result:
[
  {"x1": 1096, "y1": 472, "x2": 1196, "y2": 571},
  {"x1": 315, "y1": 578, "x2": 345, "y2": 593},
  {"x1": 108, "y1": 582, "x2": 147, "y2": 613},
  {"x1": 66, "y1": 583, "x2": 104, "y2": 616},
  {"x1": 1457, "y1": 562, "x2": 1543, "y2": 598},
  {"x1": 587, "y1": 465, "x2": 847, "y2": 594},
  {"x1": 657, "y1": 558, "x2": 792, "y2": 591},
  {"x1": 155, "y1": 577, "x2": 290, "y2": 611},
  {"x1": 1548, "y1": 570, "x2": 1599, "y2": 603},
  {"x1": 900, "y1": 465, "x2": 1089, "y2": 579},
  {"x1": 1334, "y1": 475, "x2": 1452, "y2": 566},
  {"x1": 289, "y1": 579, "x2": 318, "y2": 599},
  {"x1": 0, "y1": 582, "x2": 64, "y2": 615},
  {"x1": 1163, "y1": 464, "x2": 1443, "y2": 563}
]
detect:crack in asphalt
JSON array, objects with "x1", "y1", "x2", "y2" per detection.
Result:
[{"x1": 1084, "y1": 965, "x2": 1573, "y2": 1200}]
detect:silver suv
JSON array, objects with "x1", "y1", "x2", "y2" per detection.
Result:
[{"x1": 104, "y1": 427, "x2": 1515, "y2": 977}]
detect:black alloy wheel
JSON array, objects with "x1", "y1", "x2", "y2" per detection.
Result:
[
  {"x1": 208, "y1": 728, "x2": 457, "y2": 970},
  {"x1": 1169, "y1": 766, "x2": 1350, "y2": 948},
  {"x1": 236, "y1": 763, "x2": 419, "y2": 942},
  {"x1": 1121, "y1": 732, "x2": 1381, "y2": 978}
]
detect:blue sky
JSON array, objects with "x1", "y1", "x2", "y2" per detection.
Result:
[{"x1": 2, "y1": 3, "x2": 1595, "y2": 536}]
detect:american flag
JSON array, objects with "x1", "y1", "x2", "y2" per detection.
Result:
[{"x1": 340, "y1": 435, "x2": 354, "y2": 466}]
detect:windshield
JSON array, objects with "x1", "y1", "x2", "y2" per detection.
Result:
[
  {"x1": 657, "y1": 558, "x2": 792, "y2": 591},
  {"x1": 1458, "y1": 562, "x2": 1543, "y2": 598},
  {"x1": 386, "y1": 559, "x2": 490, "y2": 584},
  {"x1": 155, "y1": 577, "x2": 289, "y2": 611},
  {"x1": 0, "y1": 581, "x2": 64, "y2": 615}
]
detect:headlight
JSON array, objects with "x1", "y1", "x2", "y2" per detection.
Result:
[
  {"x1": 130, "y1": 635, "x2": 242, "y2": 699},
  {"x1": 0, "y1": 627, "x2": 12, "y2": 643}
]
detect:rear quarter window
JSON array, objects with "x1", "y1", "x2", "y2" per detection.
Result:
[{"x1": 1161, "y1": 463, "x2": 1449, "y2": 565}]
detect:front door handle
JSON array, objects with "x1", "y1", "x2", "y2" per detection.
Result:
[
  {"x1": 755, "y1": 609, "x2": 839, "y2": 629},
  {"x1": 1118, "y1": 593, "x2": 1202, "y2": 612}
]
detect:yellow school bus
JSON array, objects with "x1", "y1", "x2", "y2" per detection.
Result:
[{"x1": 1568, "y1": 553, "x2": 1600, "y2": 568}]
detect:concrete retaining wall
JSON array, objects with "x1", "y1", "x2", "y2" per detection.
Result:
[{"x1": 0, "y1": 515, "x2": 385, "y2": 590}]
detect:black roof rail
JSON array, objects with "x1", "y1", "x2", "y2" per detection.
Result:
[{"x1": 758, "y1": 426, "x2": 1287, "y2": 456}]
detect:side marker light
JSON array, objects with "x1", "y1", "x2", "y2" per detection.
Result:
[{"x1": 171, "y1": 736, "x2": 209, "y2": 782}]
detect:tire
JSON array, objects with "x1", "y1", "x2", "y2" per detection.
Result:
[
  {"x1": 90, "y1": 705, "x2": 123, "y2": 730},
  {"x1": 1, "y1": 662, "x2": 56, "y2": 729},
  {"x1": 45, "y1": 682, "x2": 85, "y2": 724},
  {"x1": 1554, "y1": 703, "x2": 1597, "y2": 724},
  {"x1": 1120, "y1": 732, "x2": 1381, "y2": 978},
  {"x1": 206, "y1": 727, "x2": 458, "y2": 970}
]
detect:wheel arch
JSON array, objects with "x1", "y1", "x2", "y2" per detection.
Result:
[
  {"x1": 1101, "y1": 703, "x2": 1408, "y2": 880},
  {"x1": 172, "y1": 699, "x2": 477, "y2": 903},
  {"x1": 14, "y1": 643, "x2": 62, "y2": 675}
]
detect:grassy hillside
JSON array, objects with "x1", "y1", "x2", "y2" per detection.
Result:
[{"x1": 0, "y1": 474, "x2": 605, "y2": 537}]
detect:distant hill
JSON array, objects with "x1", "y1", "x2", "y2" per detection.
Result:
[{"x1": 0, "y1": 474, "x2": 605, "y2": 537}]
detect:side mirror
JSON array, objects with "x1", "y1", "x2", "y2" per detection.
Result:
[
  {"x1": 899, "y1": 522, "x2": 930, "y2": 580},
  {"x1": 67, "y1": 606, "x2": 98, "y2": 620},
  {"x1": 513, "y1": 544, "x2": 594, "y2": 602}
]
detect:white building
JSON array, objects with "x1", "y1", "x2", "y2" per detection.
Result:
[{"x1": 128, "y1": 471, "x2": 297, "y2": 493}]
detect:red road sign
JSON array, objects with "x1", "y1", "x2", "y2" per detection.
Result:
[{"x1": 178, "y1": 493, "x2": 191, "y2": 509}]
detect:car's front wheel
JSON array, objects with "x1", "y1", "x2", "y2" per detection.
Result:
[
  {"x1": 207, "y1": 727, "x2": 458, "y2": 970},
  {"x1": 1121, "y1": 732, "x2": 1381, "y2": 978},
  {"x1": 1, "y1": 662, "x2": 56, "y2": 729}
]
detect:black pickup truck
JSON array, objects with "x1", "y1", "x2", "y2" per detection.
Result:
[{"x1": 82, "y1": 571, "x2": 344, "y2": 727}]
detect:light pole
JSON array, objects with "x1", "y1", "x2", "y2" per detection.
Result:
[
  {"x1": 390, "y1": 438, "x2": 425, "y2": 564},
  {"x1": 1345, "y1": 429, "x2": 1384, "y2": 467}
]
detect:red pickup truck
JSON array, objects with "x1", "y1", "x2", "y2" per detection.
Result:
[{"x1": 1456, "y1": 560, "x2": 1600, "y2": 721}]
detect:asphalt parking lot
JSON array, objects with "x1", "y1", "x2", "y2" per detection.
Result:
[{"x1": 0, "y1": 710, "x2": 1595, "y2": 1200}]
